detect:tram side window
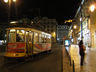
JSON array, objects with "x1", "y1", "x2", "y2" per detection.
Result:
[
  {"x1": 8, "y1": 31, "x2": 16, "y2": 43},
  {"x1": 39, "y1": 34, "x2": 42, "y2": 43},
  {"x1": 44, "y1": 35, "x2": 47, "y2": 43},
  {"x1": 16, "y1": 30, "x2": 25, "y2": 42},
  {"x1": 29, "y1": 32, "x2": 33, "y2": 42},
  {"x1": 48, "y1": 38, "x2": 51, "y2": 43},
  {"x1": 26, "y1": 31, "x2": 29, "y2": 42},
  {"x1": 46, "y1": 35, "x2": 48, "y2": 43},
  {"x1": 41, "y1": 34, "x2": 45, "y2": 43},
  {"x1": 47, "y1": 35, "x2": 51, "y2": 43},
  {"x1": 34, "y1": 32, "x2": 39, "y2": 43}
]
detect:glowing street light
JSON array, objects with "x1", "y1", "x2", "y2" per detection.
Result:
[
  {"x1": 4, "y1": 0, "x2": 16, "y2": 3},
  {"x1": 89, "y1": 4, "x2": 95, "y2": 12},
  {"x1": 4, "y1": 0, "x2": 8, "y2": 3},
  {"x1": 73, "y1": 25, "x2": 77, "y2": 29},
  {"x1": 4, "y1": 0, "x2": 17, "y2": 23},
  {"x1": 13, "y1": 0, "x2": 16, "y2": 2}
]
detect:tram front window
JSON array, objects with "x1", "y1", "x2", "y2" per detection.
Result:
[
  {"x1": 8, "y1": 32, "x2": 16, "y2": 43},
  {"x1": 16, "y1": 30, "x2": 25, "y2": 42}
]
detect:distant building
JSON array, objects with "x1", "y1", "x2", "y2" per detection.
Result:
[
  {"x1": 71, "y1": 0, "x2": 96, "y2": 48},
  {"x1": 31, "y1": 17, "x2": 58, "y2": 43},
  {"x1": 57, "y1": 24, "x2": 70, "y2": 43}
]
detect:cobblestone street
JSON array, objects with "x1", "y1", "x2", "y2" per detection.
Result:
[{"x1": 69, "y1": 44, "x2": 96, "y2": 72}]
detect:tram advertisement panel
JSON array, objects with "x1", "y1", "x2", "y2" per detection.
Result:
[
  {"x1": 5, "y1": 43, "x2": 26, "y2": 57},
  {"x1": 7, "y1": 43, "x2": 25, "y2": 53},
  {"x1": 33, "y1": 43, "x2": 51, "y2": 54}
]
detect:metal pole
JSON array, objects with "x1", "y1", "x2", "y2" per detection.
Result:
[
  {"x1": 81, "y1": 18, "x2": 83, "y2": 40},
  {"x1": 81, "y1": 5, "x2": 83, "y2": 40},
  {"x1": 8, "y1": 0, "x2": 11, "y2": 23},
  {"x1": 73, "y1": 60, "x2": 75, "y2": 72},
  {"x1": 14, "y1": 1, "x2": 18, "y2": 21}
]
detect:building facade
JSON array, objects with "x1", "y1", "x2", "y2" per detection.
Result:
[
  {"x1": 57, "y1": 24, "x2": 70, "y2": 43},
  {"x1": 71, "y1": 0, "x2": 96, "y2": 48},
  {"x1": 31, "y1": 17, "x2": 58, "y2": 43}
]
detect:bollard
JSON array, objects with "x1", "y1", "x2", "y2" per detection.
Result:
[
  {"x1": 69, "y1": 55, "x2": 71, "y2": 66},
  {"x1": 73, "y1": 60, "x2": 75, "y2": 72},
  {"x1": 65, "y1": 47, "x2": 72, "y2": 66}
]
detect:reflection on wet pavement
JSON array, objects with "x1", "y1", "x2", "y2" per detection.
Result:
[{"x1": 69, "y1": 44, "x2": 96, "y2": 72}]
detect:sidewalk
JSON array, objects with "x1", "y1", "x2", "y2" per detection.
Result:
[
  {"x1": 69, "y1": 44, "x2": 96, "y2": 72},
  {"x1": 62, "y1": 45, "x2": 72, "y2": 72}
]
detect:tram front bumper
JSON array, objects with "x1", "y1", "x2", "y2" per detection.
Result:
[{"x1": 4, "y1": 53, "x2": 26, "y2": 58}]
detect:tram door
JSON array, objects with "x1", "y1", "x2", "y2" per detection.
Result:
[{"x1": 26, "y1": 31, "x2": 33, "y2": 56}]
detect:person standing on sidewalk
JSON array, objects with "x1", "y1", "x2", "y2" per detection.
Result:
[{"x1": 78, "y1": 40, "x2": 86, "y2": 66}]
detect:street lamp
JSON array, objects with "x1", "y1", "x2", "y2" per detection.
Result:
[
  {"x1": 89, "y1": 4, "x2": 95, "y2": 12},
  {"x1": 73, "y1": 25, "x2": 77, "y2": 29},
  {"x1": 13, "y1": 0, "x2": 16, "y2": 2},
  {"x1": 72, "y1": 25, "x2": 77, "y2": 44},
  {"x1": 4, "y1": 0, "x2": 17, "y2": 23},
  {"x1": 4, "y1": 0, "x2": 8, "y2": 3}
]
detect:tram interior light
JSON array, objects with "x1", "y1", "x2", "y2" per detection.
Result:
[
  {"x1": 42, "y1": 32, "x2": 45, "y2": 34},
  {"x1": 17, "y1": 30, "x2": 24, "y2": 34},
  {"x1": 26, "y1": 32, "x2": 28, "y2": 35},
  {"x1": 21, "y1": 30, "x2": 25, "y2": 34},
  {"x1": 10, "y1": 29, "x2": 16, "y2": 32},
  {"x1": 35, "y1": 33, "x2": 38, "y2": 36},
  {"x1": 48, "y1": 35, "x2": 51, "y2": 39}
]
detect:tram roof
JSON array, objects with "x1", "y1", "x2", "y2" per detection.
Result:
[{"x1": 6, "y1": 27, "x2": 51, "y2": 35}]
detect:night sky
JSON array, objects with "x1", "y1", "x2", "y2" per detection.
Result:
[{"x1": 0, "y1": 0, "x2": 81, "y2": 22}]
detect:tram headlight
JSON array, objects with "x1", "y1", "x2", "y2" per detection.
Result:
[
  {"x1": 13, "y1": 54, "x2": 18, "y2": 56},
  {"x1": 13, "y1": 53, "x2": 16, "y2": 56}
]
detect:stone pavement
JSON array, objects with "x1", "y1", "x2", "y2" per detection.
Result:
[
  {"x1": 62, "y1": 45, "x2": 73, "y2": 72},
  {"x1": 69, "y1": 44, "x2": 96, "y2": 72},
  {"x1": 0, "y1": 44, "x2": 73, "y2": 72},
  {"x1": 3, "y1": 44, "x2": 96, "y2": 72}
]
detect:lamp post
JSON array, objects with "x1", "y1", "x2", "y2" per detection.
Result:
[
  {"x1": 4, "y1": 0, "x2": 17, "y2": 23},
  {"x1": 80, "y1": 4, "x2": 83, "y2": 40},
  {"x1": 80, "y1": 17, "x2": 83, "y2": 40},
  {"x1": 73, "y1": 25, "x2": 77, "y2": 44},
  {"x1": 89, "y1": 4, "x2": 95, "y2": 48}
]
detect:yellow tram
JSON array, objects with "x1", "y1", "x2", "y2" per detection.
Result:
[{"x1": 5, "y1": 27, "x2": 51, "y2": 58}]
